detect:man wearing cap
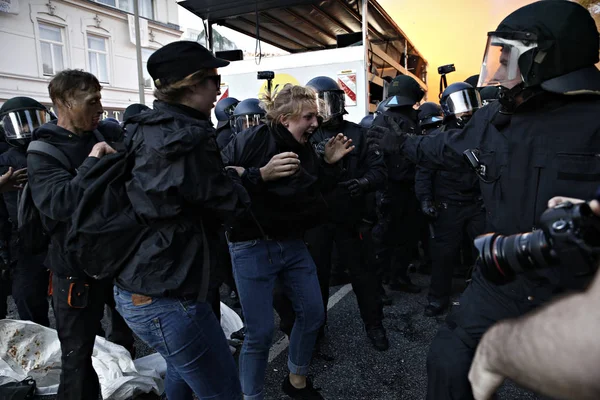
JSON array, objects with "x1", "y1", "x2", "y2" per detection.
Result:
[
  {"x1": 112, "y1": 41, "x2": 271, "y2": 400},
  {"x1": 369, "y1": 75, "x2": 425, "y2": 295}
]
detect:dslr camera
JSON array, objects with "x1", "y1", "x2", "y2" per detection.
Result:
[{"x1": 474, "y1": 201, "x2": 600, "y2": 284}]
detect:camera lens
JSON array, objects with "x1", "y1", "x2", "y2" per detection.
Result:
[{"x1": 474, "y1": 230, "x2": 556, "y2": 283}]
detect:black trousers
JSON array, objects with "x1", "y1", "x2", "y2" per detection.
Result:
[
  {"x1": 12, "y1": 250, "x2": 51, "y2": 326},
  {"x1": 274, "y1": 223, "x2": 383, "y2": 335},
  {"x1": 373, "y1": 184, "x2": 420, "y2": 282},
  {"x1": 428, "y1": 202, "x2": 486, "y2": 303},
  {"x1": 52, "y1": 276, "x2": 133, "y2": 400},
  {"x1": 426, "y1": 268, "x2": 559, "y2": 399}
]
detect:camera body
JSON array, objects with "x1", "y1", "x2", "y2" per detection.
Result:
[
  {"x1": 257, "y1": 71, "x2": 275, "y2": 80},
  {"x1": 438, "y1": 64, "x2": 456, "y2": 75},
  {"x1": 475, "y1": 201, "x2": 600, "y2": 284}
]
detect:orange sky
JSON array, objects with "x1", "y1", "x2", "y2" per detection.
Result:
[{"x1": 379, "y1": 0, "x2": 537, "y2": 100}]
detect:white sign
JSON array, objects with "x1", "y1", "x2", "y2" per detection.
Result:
[
  {"x1": 0, "y1": 0, "x2": 19, "y2": 14},
  {"x1": 338, "y1": 71, "x2": 357, "y2": 107},
  {"x1": 128, "y1": 14, "x2": 149, "y2": 47}
]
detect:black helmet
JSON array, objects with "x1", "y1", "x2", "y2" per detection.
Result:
[
  {"x1": 0, "y1": 97, "x2": 53, "y2": 148},
  {"x1": 479, "y1": 86, "x2": 501, "y2": 106},
  {"x1": 417, "y1": 102, "x2": 443, "y2": 133},
  {"x1": 306, "y1": 76, "x2": 346, "y2": 122},
  {"x1": 359, "y1": 114, "x2": 374, "y2": 129},
  {"x1": 123, "y1": 103, "x2": 150, "y2": 121},
  {"x1": 478, "y1": 1, "x2": 600, "y2": 95},
  {"x1": 440, "y1": 82, "x2": 482, "y2": 127},
  {"x1": 375, "y1": 101, "x2": 388, "y2": 116},
  {"x1": 214, "y1": 97, "x2": 239, "y2": 130},
  {"x1": 464, "y1": 75, "x2": 480, "y2": 89},
  {"x1": 232, "y1": 98, "x2": 265, "y2": 134},
  {"x1": 384, "y1": 75, "x2": 425, "y2": 108}
]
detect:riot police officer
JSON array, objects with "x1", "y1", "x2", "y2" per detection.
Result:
[
  {"x1": 231, "y1": 98, "x2": 265, "y2": 135},
  {"x1": 214, "y1": 96, "x2": 239, "y2": 148},
  {"x1": 371, "y1": 75, "x2": 424, "y2": 293},
  {"x1": 275, "y1": 76, "x2": 389, "y2": 350},
  {"x1": 368, "y1": 2, "x2": 600, "y2": 398},
  {"x1": 0, "y1": 97, "x2": 53, "y2": 325},
  {"x1": 415, "y1": 83, "x2": 486, "y2": 317},
  {"x1": 417, "y1": 102, "x2": 443, "y2": 135}
]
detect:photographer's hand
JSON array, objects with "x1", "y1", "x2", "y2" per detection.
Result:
[{"x1": 548, "y1": 196, "x2": 600, "y2": 216}]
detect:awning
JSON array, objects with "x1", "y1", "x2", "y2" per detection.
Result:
[{"x1": 177, "y1": 0, "x2": 428, "y2": 85}]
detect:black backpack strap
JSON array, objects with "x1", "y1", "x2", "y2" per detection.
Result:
[
  {"x1": 27, "y1": 141, "x2": 72, "y2": 170},
  {"x1": 93, "y1": 129, "x2": 105, "y2": 142}
]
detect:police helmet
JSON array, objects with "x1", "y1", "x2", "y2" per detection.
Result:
[
  {"x1": 232, "y1": 98, "x2": 265, "y2": 134},
  {"x1": 0, "y1": 97, "x2": 53, "y2": 148},
  {"x1": 375, "y1": 101, "x2": 388, "y2": 116},
  {"x1": 479, "y1": 86, "x2": 501, "y2": 106},
  {"x1": 384, "y1": 75, "x2": 425, "y2": 108},
  {"x1": 417, "y1": 102, "x2": 443, "y2": 133},
  {"x1": 478, "y1": 1, "x2": 600, "y2": 94},
  {"x1": 306, "y1": 76, "x2": 346, "y2": 122},
  {"x1": 359, "y1": 114, "x2": 374, "y2": 129},
  {"x1": 123, "y1": 103, "x2": 150, "y2": 121},
  {"x1": 464, "y1": 75, "x2": 480, "y2": 89},
  {"x1": 440, "y1": 82, "x2": 482, "y2": 127},
  {"x1": 214, "y1": 97, "x2": 239, "y2": 130}
]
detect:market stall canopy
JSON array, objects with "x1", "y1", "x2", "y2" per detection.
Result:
[{"x1": 177, "y1": 0, "x2": 428, "y2": 85}]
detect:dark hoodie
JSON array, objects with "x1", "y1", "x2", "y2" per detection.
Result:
[
  {"x1": 115, "y1": 101, "x2": 248, "y2": 298},
  {"x1": 221, "y1": 123, "x2": 341, "y2": 241},
  {"x1": 27, "y1": 121, "x2": 122, "y2": 277}
]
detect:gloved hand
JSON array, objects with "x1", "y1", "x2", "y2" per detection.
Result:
[
  {"x1": 339, "y1": 177, "x2": 370, "y2": 197},
  {"x1": 421, "y1": 200, "x2": 438, "y2": 220},
  {"x1": 367, "y1": 116, "x2": 408, "y2": 155}
]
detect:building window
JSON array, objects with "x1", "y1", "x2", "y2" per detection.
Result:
[
  {"x1": 95, "y1": 0, "x2": 153, "y2": 20},
  {"x1": 87, "y1": 35, "x2": 109, "y2": 83},
  {"x1": 39, "y1": 23, "x2": 65, "y2": 76},
  {"x1": 142, "y1": 48, "x2": 154, "y2": 89}
]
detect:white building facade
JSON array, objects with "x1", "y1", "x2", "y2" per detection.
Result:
[{"x1": 0, "y1": 0, "x2": 182, "y2": 120}]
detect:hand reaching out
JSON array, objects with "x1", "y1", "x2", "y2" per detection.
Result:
[{"x1": 324, "y1": 133, "x2": 354, "y2": 164}]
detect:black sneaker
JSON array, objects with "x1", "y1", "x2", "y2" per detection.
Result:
[
  {"x1": 231, "y1": 327, "x2": 245, "y2": 341},
  {"x1": 366, "y1": 325, "x2": 390, "y2": 351},
  {"x1": 282, "y1": 375, "x2": 324, "y2": 399}
]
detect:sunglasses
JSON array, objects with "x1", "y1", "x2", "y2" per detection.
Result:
[{"x1": 203, "y1": 74, "x2": 221, "y2": 88}]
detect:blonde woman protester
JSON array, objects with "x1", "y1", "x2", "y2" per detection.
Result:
[
  {"x1": 113, "y1": 42, "x2": 250, "y2": 400},
  {"x1": 222, "y1": 84, "x2": 354, "y2": 400}
]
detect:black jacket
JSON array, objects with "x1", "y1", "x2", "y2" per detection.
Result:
[
  {"x1": 222, "y1": 123, "x2": 341, "y2": 241},
  {"x1": 27, "y1": 121, "x2": 122, "y2": 277},
  {"x1": 0, "y1": 147, "x2": 27, "y2": 241},
  {"x1": 309, "y1": 119, "x2": 387, "y2": 225},
  {"x1": 216, "y1": 125, "x2": 235, "y2": 149},
  {"x1": 401, "y1": 93, "x2": 600, "y2": 286},
  {"x1": 116, "y1": 101, "x2": 248, "y2": 298},
  {"x1": 414, "y1": 127, "x2": 481, "y2": 204},
  {"x1": 372, "y1": 107, "x2": 419, "y2": 183}
]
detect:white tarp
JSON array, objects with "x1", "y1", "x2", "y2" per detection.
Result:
[{"x1": 0, "y1": 302, "x2": 243, "y2": 398}]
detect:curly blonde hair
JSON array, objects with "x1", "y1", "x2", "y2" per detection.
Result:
[{"x1": 260, "y1": 84, "x2": 318, "y2": 126}]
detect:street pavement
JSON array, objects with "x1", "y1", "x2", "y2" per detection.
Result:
[{"x1": 5, "y1": 272, "x2": 540, "y2": 400}]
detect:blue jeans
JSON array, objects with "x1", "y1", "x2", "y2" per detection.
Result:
[
  {"x1": 113, "y1": 286, "x2": 242, "y2": 400},
  {"x1": 229, "y1": 238, "x2": 325, "y2": 400}
]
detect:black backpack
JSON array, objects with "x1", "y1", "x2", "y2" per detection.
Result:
[{"x1": 18, "y1": 141, "x2": 72, "y2": 254}]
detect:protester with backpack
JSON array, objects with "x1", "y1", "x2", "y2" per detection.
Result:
[
  {"x1": 110, "y1": 41, "x2": 257, "y2": 400},
  {"x1": 0, "y1": 97, "x2": 53, "y2": 326},
  {"x1": 26, "y1": 69, "x2": 131, "y2": 400}
]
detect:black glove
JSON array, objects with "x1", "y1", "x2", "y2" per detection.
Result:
[
  {"x1": 339, "y1": 177, "x2": 370, "y2": 197},
  {"x1": 421, "y1": 200, "x2": 438, "y2": 220},
  {"x1": 367, "y1": 116, "x2": 407, "y2": 155}
]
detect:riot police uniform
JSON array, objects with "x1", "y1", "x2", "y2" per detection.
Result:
[
  {"x1": 370, "y1": 75, "x2": 425, "y2": 293},
  {"x1": 415, "y1": 84, "x2": 486, "y2": 317},
  {"x1": 368, "y1": 2, "x2": 600, "y2": 398}
]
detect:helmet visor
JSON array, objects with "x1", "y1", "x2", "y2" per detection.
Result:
[
  {"x1": 317, "y1": 91, "x2": 345, "y2": 122},
  {"x1": 441, "y1": 89, "x2": 482, "y2": 117},
  {"x1": 234, "y1": 114, "x2": 263, "y2": 134},
  {"x1": 478, "y1": 35, "x2": 538, "y2": 89},
  {"x1": 0, "y1": 108, "x2": 53, "y2": 140}
]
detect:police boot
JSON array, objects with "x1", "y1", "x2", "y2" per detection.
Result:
[
  {"x1": 366, "y1": 325, "x2": 389, "y2": 351},
  {"x1": 424, "y1": 300, "x2": 449, "y2": 317},
  {"x1": 388, "y1": 271, "x2": 421, "y2": 294}
]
